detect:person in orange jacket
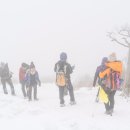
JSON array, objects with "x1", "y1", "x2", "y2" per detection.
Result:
[{"x1": 99, "y1": 53, "x2": 122, "y2": 115}]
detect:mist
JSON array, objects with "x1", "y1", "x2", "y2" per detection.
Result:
[{"x1": 0, "y1": 0, "x2": 130, "y2": 82}]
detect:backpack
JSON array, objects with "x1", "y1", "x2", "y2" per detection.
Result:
[
  {"x1": 56, "y1": 64, "x2": 67, "y2": 87},
  {"x1": 110, "y1": 70, "x2": 121, "y2": 90},
  {"x1": 99, "y1": 61, "x2": 123, "y2": 91},
  {"x1": 106, "y1": 61, "x2": 122, "y2": 90}
]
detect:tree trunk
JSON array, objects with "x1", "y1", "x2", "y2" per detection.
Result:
[{"x1": 124, "y1": 46, "x2": 130, "y2": 96}]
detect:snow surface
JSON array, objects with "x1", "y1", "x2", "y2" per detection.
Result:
[{"x1": 0, "y1": 84, "x2": 130, "y2": 130}]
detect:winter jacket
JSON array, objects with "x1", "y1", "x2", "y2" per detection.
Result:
[
  {"x1": 54, "y1": 60, "x2": 73, "y2": 79},
  {"x1": 25, "y1": 71, "x2": 41, "y2": 86},
  {"x1": 93, "y1": 57, "x2": 108, "y2": 87},
  {"x1": 0, "y1": 64, "x2": 12, "y2": 80},
  {"x1": 19, "y1": 67, "x2": 26, "y2": 83}
]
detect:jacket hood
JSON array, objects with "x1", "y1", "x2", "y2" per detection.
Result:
[{"x1": 101, "y1": 57, "x2": 108, "y2": 65}]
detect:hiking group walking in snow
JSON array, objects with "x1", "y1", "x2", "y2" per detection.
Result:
[{"x1": 0, "y1": 52, "x2": 123, "y2": 115}]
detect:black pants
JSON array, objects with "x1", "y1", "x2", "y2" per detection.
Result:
[
  {"x1": 105, "y1": 90, "x2": 116, "y2": 111},
  {"x1": 96, "y1": 87, "x2": 100, "y2": 97},
  {"x1": 28, "y1": 85, "x2": 37, "y2": 100},
  {"x1": 20, "y1": 81, "x2": 27, "y2": 97},
  {"x1": 59, "y1": 79, "x2": 75, "y2": 104},
  {"x1": 1, "y1": 78, "x2": 15, "y2": 95}
]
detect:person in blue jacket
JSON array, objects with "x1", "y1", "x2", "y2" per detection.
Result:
[{"x1": 25, "y1": 64, "x2": 41, "y2": 101}]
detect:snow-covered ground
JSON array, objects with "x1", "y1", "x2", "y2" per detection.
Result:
[{"x1": 0, "y1": 84, "x2": 130, "y2": 130}]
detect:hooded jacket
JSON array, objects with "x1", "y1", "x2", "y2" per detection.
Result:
[
  {"x1": 93, "y1": 57, "x2": 108, "y2": 87},
  {"x1": 54, "y1": 60, "x2": 73, "y2": 79},
  {"x1": 25, "y1": 70, "x2": 41, "y2": 86}
]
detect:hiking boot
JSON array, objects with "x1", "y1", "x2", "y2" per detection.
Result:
[
  {"x1": 105, "y1": 110, "x2": 112, "y2": 116},
  {"x1": 12, "y1": 93, "x2": 16, "y2": 96},
  {"x1": 11, "y1": 88, "x2": 15, "y2": 95},
  {"x1": 4, "y1": 91, "x2": 8, "y2": 94},
  {"x1": 24, "y1": 96, "x2": 27, "y2": 99},
  {"x1": 11, "y1": 91, "x2": 16, "y2": 96},
  {"x1": 109, "y1": 109, "x2": 114, "y2": 114},
  {"x1": 95, "y1": 97, "x2": 99, "y2": 103},
  {"x1": 28, "y1": 99, "x2": 32, "y2": 102},
  {"x1": 60, "y1": 104, "x2": 65, "y2": 107},
  {"x1": 70, "y1": 101, "x2": 76, "y2": 105},
  {"x1": 4, "y1": 89, "x2": 8, "y2": 94},
  {"x1": 34, "y1": 98, "x2": 39, "y2": 101}
]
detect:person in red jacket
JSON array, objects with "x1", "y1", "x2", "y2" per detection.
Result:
[{"x1": 19, "y1": 63, "x2": 29, "y2": 98}]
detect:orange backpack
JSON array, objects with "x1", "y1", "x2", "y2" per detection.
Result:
[
  {"x1": 106, "y1": 61, "x2": 122, "y2": 73},
  {"x1": 56, "y1": 72, "x2": 66, "y2": 87},
  {"x1": 106, "y1": 61, "x2": 122, "y2": 90},
  {"x1": 56, "y1": 64, "x2": 67, "y2": 87}
]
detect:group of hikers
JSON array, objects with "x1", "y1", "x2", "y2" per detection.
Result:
[
  {"x1": 0, "y1": 52, "x2": 123, "y2": 115},
  {"x1": 0, "y1": 52, "x2": 76, "y2": 107}
]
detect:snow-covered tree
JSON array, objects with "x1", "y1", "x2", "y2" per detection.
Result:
[{"x1": 108, "y1": 25, "x2": 130, "y2": 96}]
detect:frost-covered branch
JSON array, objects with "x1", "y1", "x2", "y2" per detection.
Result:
[{"x1": 107, "y1": 32, "x2": 129, "y2": 48}]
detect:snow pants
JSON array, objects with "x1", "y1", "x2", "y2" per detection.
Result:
[
  {"x1": 104, "y1": 90, "x2": 116, "y2": 111},
  {"x1": 1, "y1": 78, "x2": 15, "y2": 95},
  {"x1": 20, "y1": 81, "x2": 28, "y2": 98},
  {"x1": 59, "y1": 79, "x2": 75, "y2": 104},
  {"x1": 28, "y1": 85, "x2": 37, "y2": 100}
]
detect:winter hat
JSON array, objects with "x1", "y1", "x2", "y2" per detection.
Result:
[
  {"x1": 60, "y1": 52, "x2": 67, "y2": 61},
  {"x1": 109, "y1": 53, "x2": 117, "y2": 62},
  {"x1": 30, "y1": 62, "x2": 35, "y2": 68},
  {"x1": 101, "y1": 57, "x2": 108, "y2": 65}
]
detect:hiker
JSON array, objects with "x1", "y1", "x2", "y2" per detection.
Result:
[
  {"x1": 93, "y1": 57, "x2": 108, "y2": 102},
  {"x1": 54, "y1": 52, "x2": 76, "y2": 107},
  {"x1": 0, "y1": 62, "x2": 15, "y2": 95},
  {"x1": 25, "y1": 64, "x2": 41, "y2": 101},
  {"x1": 99, "y1": 53, "x2": 122, "y2": 115},
  {"x1": 19, "y1": 63, "x2": 29, "y2": 98}
]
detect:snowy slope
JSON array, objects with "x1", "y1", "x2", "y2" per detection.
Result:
[{"x1": 0, "y1": 84, "x2": 130, "y2": 130}]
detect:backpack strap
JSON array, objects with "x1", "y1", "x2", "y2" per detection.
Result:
[{"x1": 56, "y1": 63, "x2": 67, "y2": 75}]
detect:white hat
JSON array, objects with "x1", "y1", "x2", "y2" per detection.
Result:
[{"x1": 109, "y1": 53, "x2": 117, "y2": 62}]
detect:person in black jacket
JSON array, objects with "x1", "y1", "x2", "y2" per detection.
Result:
[
  {"x1": 0, "y1": 63, "x2": 15, "y2": 95},
  {"x1": 54, "y1": 52, "x2": 76, "y2": 107}
]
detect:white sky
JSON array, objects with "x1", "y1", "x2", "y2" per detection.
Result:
[{"x1": 0, "y1": 0, "x2": 130, "y2": 80}]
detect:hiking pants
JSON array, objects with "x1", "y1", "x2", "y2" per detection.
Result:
[
  {"x1": 105, "y1": 90, "x2": 116, "y2": 111},
  {"x1": 20, "y1": 81, "x2": 27, "y2": 97},
  {"x1": 96, "y1": 87, "x2": 100, "y2": 97},
  {"x1": 59, "y1": 79, "x2": 75, "y2": 104},
  {"x1": 28, "y1": 85, "x2": 37, "y2": 100},
  {"x1": 1, "y1": 78, "x2": 15, "y2": 94}
]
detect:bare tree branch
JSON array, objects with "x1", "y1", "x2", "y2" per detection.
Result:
[
  {"x1": 107, "y1": 32, "x2": 129, "y2": 48},
  {"x1": 122, "y1": 37, "x2": 130, "y2": 45},
  {"x1": 119, "y1": 30, "x2": 130, "y2": 37}
]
